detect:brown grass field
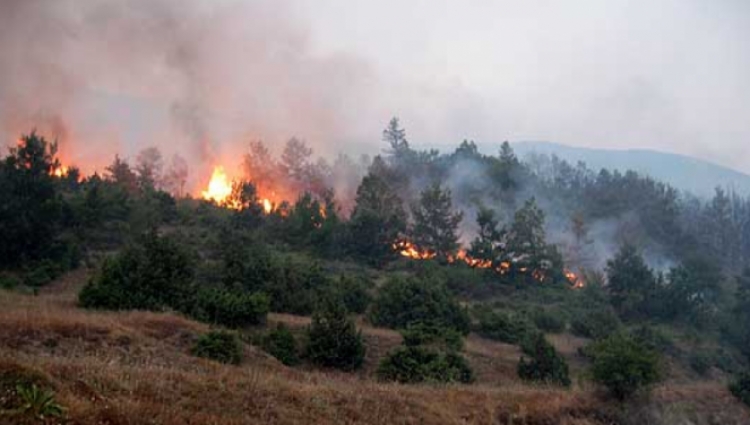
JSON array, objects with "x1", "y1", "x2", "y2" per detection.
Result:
[{"x1": 0, "y1": 270, "x2": 748, "y2": 425}]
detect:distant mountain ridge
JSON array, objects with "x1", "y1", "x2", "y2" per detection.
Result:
[{"x1": 483, "y1": 141, "x2": 750, "y2": 198}]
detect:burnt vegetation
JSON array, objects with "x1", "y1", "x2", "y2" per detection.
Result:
[{"x1": 2, "y1": 119, "x2": 750, "y2": 422}]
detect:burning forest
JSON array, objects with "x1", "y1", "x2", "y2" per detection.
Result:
[{"x1": 2, "y1": 2, "x2": 750, "y2": 423}]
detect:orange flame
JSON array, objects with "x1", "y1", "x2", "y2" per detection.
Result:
[
  {"x1": 262, "y1": 198, "x2": 273, "y2": 214},
  {"x1": 393, "y1": 240, "x2": 436, "y2": 260},
  {"x1": 201, "y1": 166, "x2": 233, "y2": 205},
  {"x1": 52, "y1": 165, "x2": 69, "y2": 178},
  {"x1": 564, "y1": 270, "x2": 585, "y2": 289}
]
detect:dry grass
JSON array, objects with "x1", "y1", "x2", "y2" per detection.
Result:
[{"x1": 0, "y1": 272, "x2": 748, "y2": 424}]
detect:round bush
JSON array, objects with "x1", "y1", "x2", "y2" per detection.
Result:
[
  {"x1": 191, "y1": 331, "x2": 243, "y2": 365},
  {"x1": 377, "y1": 346, "x2": 474, "y2": 384}
]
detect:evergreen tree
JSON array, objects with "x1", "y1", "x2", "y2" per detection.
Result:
[
  {"x1": 383, "y1": 117, "x2": 410, "y2": 158},
  {"x1": 606, "y1": 244, "x2": 657, "y2": 319},
  {"x1": 348, "y1": 173, "x2": 407, "y2": 265},
  {"x1": 0, "y1": 132, "x2": 63, "y2": 266},
  {"x1": 305, "y1": 296, "x2": 365, "y2": 371},
  {"x1": 410, "y1": 183, "x2": 463, "y2": 260},
  {"x1": 468, "y1": 206, "x2": 505, "y2": 265},
  {"x1": 105, "y1": 155, "x2": 138, "y2": 195},
  {"x1": 135, "y1": 147, "x2": 163, "y2": 192}
]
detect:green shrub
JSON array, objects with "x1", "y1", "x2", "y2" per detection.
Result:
[
  {"x1": 305, "y1": 297, "x2": 366, "y2": 371},
  {"x1": 0, "y1": 274, "x2": 21, "y2": 290},
  {"x1": 689, "y1": 353, "x2": 711, "y2": 376},
  {"x1": 262, "y1": 324, "x2": 299, "y2": 366},
  {"x1": 14, "y1": 383, "x2": 66, "y2": 420},
  {"x1": 193, "y1": 288, "x2": 269, "y2": 329},
  {"x1": 570, "y1": 309, "x2": 621, "y2": 340},
  {"x1": 78, "y1": 231, "x2": 195, "y2": 312},
  {"x1": 369, "y1": 276, "x2": 470, "y2": 334},
  {"x1": 377, "y1": 346, "x2": 474, "y2": 384},
  {"x1": 729, "y1": 371, "x2": 750, "y2": 407},
  {"x1": 191, "y1": 330, "x2": 242, "y2": 365},
  {"x1": 590, "y1": 333, "x2": 662, "y2": 400},
  {"x1": 476, "y1": 310, "x2": 535, "y2": 345},
  {"x1": 532, "y1": 309, "x2": 566, "y2": 334},
  {"x1": 401, "y1": 323, "x2": 464, "y2": 352},
  {"x1": 327, "y1": 275, "x2": 373, "y2": 314},
  {"x1": 630, "y1": 325, "x2": 673, "y2": 353},
  {"x1": 264, "y1": 257, "x2": 330, "y2": 315},
  {"x1": 517, "y1": 333, "x2": 571, "y2": 386}
]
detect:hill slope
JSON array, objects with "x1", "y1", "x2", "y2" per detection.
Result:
[
  {"x1": 1, "y1": 271, "x2": 748, "y2": 425},
  {"x1": 511, "y1": 141, "x2": 750, "y2": 198}
]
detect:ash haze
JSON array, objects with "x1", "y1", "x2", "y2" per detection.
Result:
[{"x1": 1, "y1": 0, "x2": 749, "y2": 191}]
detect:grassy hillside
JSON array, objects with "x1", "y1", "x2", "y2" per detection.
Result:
[{"x1": 1, "y1": 270, "x2": 748, "y2": 425}]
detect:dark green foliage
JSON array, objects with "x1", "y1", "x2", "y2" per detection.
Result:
[
  {"x1": 261, "y1": 324, "x2": 299, "y2": 366},
  {"x1": 78, "y1": 230, "x2": 195, "y2": 312},
  {"x1": 517, "y1": 333, "x2": 571, "y2": 386},
  {"x1": 0, "y1": 274, "x2": 21, "y2": 290},
  {"x1": 326, "y1": 275, "x2": 372, "y2": 314},
  {"x1": 400, "y1": 323, "x2": 464, "y2": 352},
  {"x1": 729, "y1": 371, "x2": 750, "y2": 407},
  {"x1": 476, "y1": 310, "x2": 535, "y2": 345},
  {"x1": 220, "y1": 238, "x2": 276, "y2": 293},
  {"x1": 467, "y1": 206, "x2": 506, "y2": 267},
  {"x1": 661, "y1": 257, "x2": 723, "y2": 325},
  {"x1": 347, "y1": 172, "x2": 407, "y2": 266},
  {"x1": 265, "y1": 257, "x2": 330, "y2": 315},
  {"x1": 689, "y1": 353, "x2": 711, "y2": 376},
  {"x1": 606, "y1": 244, "x2": 657, "y2": 319},
  {"x1": 0, "y1": 132, "x2": 63, "y2": 268},
  {"x1": 532, "y1": 309, "x2": 566, "y2": 334},
  {"x1": 369, "y1": 276, "x2": 470, "y2": 334},
  {"x1": 590, "y1": 333, "x2": 662, "y2": 401},
  {"x1": 377, "y1": 346, "x2": 474, "y2": 384},
  {"x1": 630, "y1": 325, "x2": 674, "y2": 353},
  {"x1": 305, "y1": 297, "x2": 365, "y2": 371},
  {"x1": 570, "y1": 309, "x2": 621, "y2": 340},
  {"x1": 13, "y1": 383, "x2": 66, "y2": 420},
  {"x1": 192, "y1": 288, "x2": 269, "y2": 328},
  {"x1": 410, "y1": 183, "x2": 463, "y2": 260},
  {"x1": 191, "y1": 331, "x2": 243, "y2": 365}
]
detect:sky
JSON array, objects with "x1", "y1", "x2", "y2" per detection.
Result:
[
  {"x1": 291, "y1": 0, "x2": 750, "y2": 171},
  {"x1": 1, "y1": 0, "x2": 749, "y2": 182}
]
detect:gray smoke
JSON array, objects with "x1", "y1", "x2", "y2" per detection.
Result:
[{"x1": 0, "y1": 0, "x2": 380, "y2": 190}]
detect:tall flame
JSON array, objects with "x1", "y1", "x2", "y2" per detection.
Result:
[
  {"x1": 52, "y1": 165, "x2": 69, "y2": 178},
  {"x1": 201, "y1": 166, "x2": 233, "y2": 204}
]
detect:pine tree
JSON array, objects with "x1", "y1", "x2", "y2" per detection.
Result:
[
  {"x1": 468, "y1": 206, "x2": 505, "y2": 265},
  {"x1": 606, "y1": 244, "x2": 657, "y2": 319},
  {"x1": 305, "y1": 297, "x2": 365, "y2": 371},
  {"x1": 348, "y1": 173, "x2": 407, "y2": 265},
  {"x1": 410, "y1": 183, "x2": 463, "y2": 260}
]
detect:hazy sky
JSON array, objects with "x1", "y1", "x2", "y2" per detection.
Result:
[
  {"x1": 291, "y1": 0, "x2": 750, "y2": 171},
  {"x1": 1, "y1": 0, "x2": 748, "y2": 179}
]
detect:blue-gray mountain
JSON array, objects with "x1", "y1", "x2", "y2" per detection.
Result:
[{"x1": 461, "y1": 141, "x2": 750, "y2": 198}]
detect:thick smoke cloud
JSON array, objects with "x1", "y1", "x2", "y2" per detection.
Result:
[{"x1": 0, "y1": 0, "x2": 381, "y2": 191}]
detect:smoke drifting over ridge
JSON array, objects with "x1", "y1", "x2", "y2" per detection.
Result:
[{"x1": 0, "y1": 0, "x2": 380, "y2": 190}]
